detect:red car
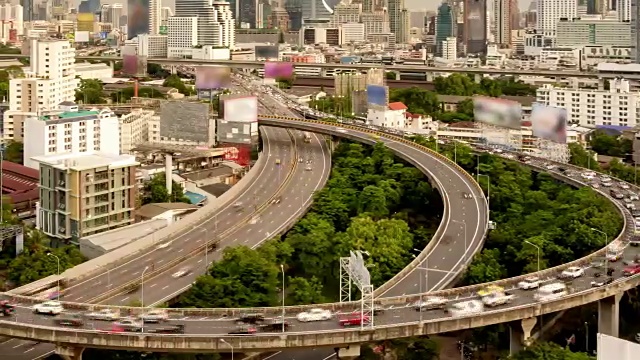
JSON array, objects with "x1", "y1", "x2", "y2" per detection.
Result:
[
  {"x1": 339, "y1": 313, "x2": 370, "y2": 327},
  {"x1": 623, "y1": 264, "x2": 640, "y2": 276}
]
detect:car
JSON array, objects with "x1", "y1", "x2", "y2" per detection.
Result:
[
  {"x1": 228, "y1": 325, "x2": 257, "y2": 335},
  {"x1": 339, "y1": 313, "x2": 370, "y2": 327},
  {"x1": 236, "y1": 313, "x2": 265, "y2": 324},
  {"x1": 559, "y1": 266, "x2": 584, "y2": 279},
  {"x1": 0, "y1": 300, "x2": 15, "y2": 316},
  {"x1": 298, "y1": 158, "x2": 304, "y2": 163},
  {"x1": 623, "y1": 264, "x2": 640, "y2": 276},
  {"x1": 86, "y1": 308, "x2": 120, "y2": 321},
  {"x1": 621, "y1": 183, "x2": 630, "y2": 189},
  {"x1": 336, "y1": 128, "x2": 347, "y2": 133},
  {"x1": 139, "y1": 310, "x2": 168, "y2": 323},
  {"x1": 305, "y1": 166, "x2": 312, "y2": 171},
  {"x1": 172, "y1": 267, "x2": 192, "y2": 278},
  {"x1": 446, "y1": 300, "x2": 484, "y2": 317},
  {"x1": 413, "y1": 297, "x2": 448, "y2": 311},
  {"x1": 296, "y1": 308, "x2": 332, "y2": 322},
  {"x1": 33, "y1": 301, "x2": 64, "y2": 315},
  {"x1": 148, "y1": 324, "x2": 185, "y2": 334},
  {"x1": 517, "y1": 277, "x2": 541, "y2": 290},
  {"x1": 631, "y1": 194, "x2": 640, "y2": 201},
  {"x1": 114, "y1": 318, "x2": 143, "y2": 332},
  {"x1": 271, "y1": 196, "x2": 281, "y2": 204},
  {"x1": 591, "y1": 277, "x2": 614, "y2": 287},
  {"x1": 259, "y1": 318, "x2": 290, "y2": 332},
  {"x1": 275, "y1": 158, "x2": 281, "y2": 165},
  {"x1": 54, "y1": 313, "x2": 84, "y2": 327}
]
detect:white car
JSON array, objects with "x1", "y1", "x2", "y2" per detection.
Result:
[
  {"x1": 447, "y1": 300, "x2": 484, "y2": 317},
  {"x1": 621, "y1": 183, "x2": 630, "y2": 189},
  {"x1": 296, "y1": 308, "x2": 332, "y2": 322},
  {"x1": 172, "y1": 267, "x2": 192, "y2": 278},
  {"x1": 139, "y1": 309, "x2": 168, "y2": 323},
  {"x1": 560, "y1": 266, "x2": 585, "y2": 279},
  {"x1": 517, "y1": 277, "x2": 542, "y2": 290},
  {"x1": 86, "y1": 308, "x2": 120, "y2": 321},
  {"x1": 631, "y1": 194, "x2": 640, "y2": 201},
  {"x1": 413, "y1": 296, "x2": 448, "y2": 311},
  {"x1": 33, "y1": 301, "x2": 63, "y2": 315}
]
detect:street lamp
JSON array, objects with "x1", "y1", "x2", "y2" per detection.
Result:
[
  {"x1": 280, "y1": 264, "x2": 285, "y2": 333},
  {"x1": 524, "y1": 240, "x2": 540, "y2": 272},
  {"x1": 451, "y1": 219, "x2": 467, "y2": 267},
  {"x1": 590, "y1": 228, "x2": 609, "y2": 273},
  {"x1": 141, "y1": 266, "x2": 149, "y2": 332},
  {"x1": 47, "y1": 253, "x2": 60, "y2": 295},
  {"x1": 220, "y1": 339, "x2": 234, "y2": 360},
  {"x1": 477, "y1": 174, "x2": 491, "y2": 215},
  {"x1": 585, "y1": 322, "x2": 589, "y2": 353}
]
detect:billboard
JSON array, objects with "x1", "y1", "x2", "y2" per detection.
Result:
[
  {"x1": 75, "y1": 31, "x2": 90, "y2": 42},
  {"x1": 264, "y1": 62, "x2": 293, "y2": 79},
  {"x1": 222, "y1": 97, "x2": 258, "y2": 122},
  {"x1": 597, "y1": 333, "x2": 640, "y2": 360},
  {"x1": 127, "y1": 0, "x2": 150, "y2": 39},
  {"x1": 473, "y1": 96, "x2": 522, "y2": 130},
  {"x1": 530, "y1": 103, "x2": 567, "y2": 144},
  {"x1": 77, "y1": 13, "x2": 95, "y2": 32},
  {"x1": 8, "y1": 29, "x2": 16, "y2": 43},
  {"x1": 160, "y1": 101, "x2": 211, "y2": 143},
  {"x1": 219, "y1": 144, "x2": 252, "y2": 167},
  {"x1": 366, "y1": 85, "x2": 388, "y2": 107},
  {"x1": 160, "y1": 25, "x2": 168, "y2": 35},
  {"x1": 195, "y1": 66, "x2": 231, "y2": 90},
  {"x1": 255, "y1": 45, "x2": 279, "y2": 59}
]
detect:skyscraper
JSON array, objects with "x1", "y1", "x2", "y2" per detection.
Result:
[
  {"x1": 127, "y1": 0, "x2": 150, "y2": 39},
  {"x1": 435, "y1": 2, "x2": 454, "y2": 57},
  {"x1": 175, "y1": 0, "x2": 235, "y2": 47},
  {"x1": 464, "y1": 0, "x2": 487, "y2": 54},
  {"x1": 632, "y1": 0, "x2": 639, "y2": 63},
  {"x1": 493, "y1": 0, "x2": 512, "y2": 46},
  {"x1": 238, "y1": 0, "x2": 258, "y2": 28}
]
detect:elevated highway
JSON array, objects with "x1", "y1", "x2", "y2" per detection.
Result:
[{"x1": 0, "y1": 117, "x2": 634, "y2": 359}]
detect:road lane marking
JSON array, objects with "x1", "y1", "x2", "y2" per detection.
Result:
[
  {"x1": 24, "y1": 347, "x2": 35, "y2": 353},
  {"x1": 150, "y1": 284, "x2": 158, "y2": 288},
  {"x1": 120, "y1": 297, "x2": 130, "y2": 303},
  {"x1": 162, "y1": 286, "x2": 169, "y2": 290}
]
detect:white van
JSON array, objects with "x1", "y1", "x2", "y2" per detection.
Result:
[{"x1": 534, "y1": 282, "x2": 567, "y2": 302}]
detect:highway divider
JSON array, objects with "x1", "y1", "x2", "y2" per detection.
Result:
[{"x1": 88, "y1": 130, "x2": 302, "y2": 305}]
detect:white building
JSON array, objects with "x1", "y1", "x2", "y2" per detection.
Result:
[
  {"x1": 167, "y1": 17, "x2": 198, "y2": 58},
  {"x1": 138, "y1": 34, "x2": 168, "y2": 57},
  {"x1": 150, "y1": 0, "x2": 162, "y2": 34},
  {"x1": 330, "y1": 2, "x2": 361, "y2": 26},
  {"x1": 0, "y1": 4, "x2": 23, "y2": 38},
  {"x1": 3, "y1": 39, "x2": 79, "y2": 143},
  {"x1": 617, "y1": 0, "x2": 631, "y2": 22},
  {"x1": 536, "y1": 79, "x2": 640, "y2": 127},
  {"x1": 493, "y1": 0, "x2": 512, "y2": 47},
  {"x1": 556, "y1": 18, "x2": 631, "y2": 48},
  {"x1": 340, "y1": 23, "x2": 365, "y2": 44},
  {"x1": 536, "y1": 0, "x2": 578, "y2": 35},
  {"x1": 74, "y1": 62, "x2": 114, "y2": 80},
  {"x1": 119, "y1": 109, "x2": 160, "y2": 154},
  {"x1": 442, "y1": 37, "x2": 457, "y2": 61},
  {"x1": 367, "y1": 102, "x2": 407, "y2": 128},
  {"x1": 361, "y1": 10, "x2": 389, "y2": 37},
  {"x1": 23, "y1": 105, "x2": 120, "y2": 169},
  {"x1": 173, "y1": 0, "x2": 235, "y2": 49}
]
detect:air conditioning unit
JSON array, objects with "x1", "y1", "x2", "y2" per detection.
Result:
[
  {"x1": 58, "y1": 180, "x2": 66, "y2": 187},
  {"x1": 58, "y1": 204, "x2": 65, "y2": 210},
  {"x1": 59, "y1": 227, "x2": 66, "y2": 233}
]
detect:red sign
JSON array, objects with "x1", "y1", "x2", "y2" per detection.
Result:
[
  {"x1": 218, "y1": 145, "x2": 251, "y2": 167},
  {"x1": 8, "y1": 29, "x2": 17, "y2": 43}
]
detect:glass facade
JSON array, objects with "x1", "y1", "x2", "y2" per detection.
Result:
[{"x1": 435, "y1": 3, "x2": 454, "y2": 57}]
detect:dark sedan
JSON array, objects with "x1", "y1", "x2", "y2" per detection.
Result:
[
  {"x1": 54, "y1": 314, "x2": 84, "y2": 327},
  {"x1": 228, "y1": 325, "x2": 257, "y2": 335}
]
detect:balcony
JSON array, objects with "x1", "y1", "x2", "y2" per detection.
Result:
[
  {"x1": 55, "y1": 179, "x2": 69, "y2": 191},
  {"x1": 56, "y1": 202, "x2": 69, "y2": 214}
]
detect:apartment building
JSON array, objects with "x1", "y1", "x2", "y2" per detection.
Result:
[
  {"x1": 23, "y1": 105, "x2": 120, "y2": 169},
  {"x1": 138, "y1": 34, "x2": 168, "y2": 57},
  {"x1": 536, "y1": 79, "x2": 640, "y2": 127},
  {"x1": 556, "y1": 18, "x2": 631, "y2": 48},
  {"x1": 120, "y1": 109, "x2": 160, "y2": 154},
  {"x1": 35, "y1": 152, "x2": 139, "y2": 242}
]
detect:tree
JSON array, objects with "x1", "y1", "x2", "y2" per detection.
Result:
[
  {"x1": 286, "y1": 276, "x2": 325, "y2": 305},
  {"x1": 142, "y1": 173, "x2": 191, "y2": 205},
  {"x1": 4, "y1": 141, "x2": 23, "y2": 164},
  {"x1": 163, "y1": 74, "x2": 192, "y2": 95},
  {"x1": 511, "y1": 342, "x2": 594, "y2": 360},
  {"x1": 75, "y1": 79, "x2": 106, "y2": 104},
  {"x1": 588, "y1": 130, "x2": 632, "y2": 157}
]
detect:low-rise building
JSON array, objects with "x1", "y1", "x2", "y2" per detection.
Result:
[
  {"x1": 34, "y1": 152, "x2": 139, "y2": 242},
  {"x1": 135, "y1": 202, "x2": 199, "y2": 223},
  {"x1": 366, "y1": 102, "x2": 408, "y2": 128}
]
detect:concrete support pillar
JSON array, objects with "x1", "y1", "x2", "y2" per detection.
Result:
[
  {"x1": 474, "y1": 73, "x2": 482, "y2": 83},
  {"x1": 598, "y1": 293, "x2": 622, "y2": 337},
  {"x1": 598, "y1": 78, "x2": 605, "y2": 90},
  {"x1": 55, "y1": 345, "x2": 84, "y2": 360},
  {"x1": 337, "y1": 345, "x2": 361, "y2": 359},
  {"x1": 509, "y1": 317, "x2": 537, "y2": 355},
  {"x1": 395, "y1": 71, "x2": 400, "y2": 80},
  {"x1": 165, "y1": 154, "x2": 173, "y2": 196},
  {"x1": 426, "y1": 72, "x2": 434, "y2": 82}
]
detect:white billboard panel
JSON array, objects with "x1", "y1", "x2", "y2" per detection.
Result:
[
  {"x1": 597, "y1": 333, "x2": 640, "y2": 360},
  {"x1": 222, "y1": 96, "x2": 258, "y2": 123},
  {"x1": 75, "y1": 31, "x2": 90, "y2": 42}
]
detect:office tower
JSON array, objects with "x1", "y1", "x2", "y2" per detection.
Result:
[
  {"x1": 78, "y1": 0, "x2": 100, "y2": 14},
  {"x1": 618, "y1": 0, "x2": 631, "y2": 21},
  {"x1": 632, "y1": 0, "x2": 639, "y2": 63},
  {"x1": 464, "y1": 0, "x2": 487, "y2": 54},
  {"x1": 176, "y1": 0, "x2": 235, "y2": 47},
  {"x1": 102, "y1": 4, "x2": 123, "y2": 28},
  {"x1": 212, "y1": 1, "x2": 236, "y2": 47},
  {"x1": 397, "y1": 8, "x2": 410, "y2": 43},
  {"x1": 149, "y1": 0, "x2": 162, "y2": 34},
  {"x1": 494, "y1": 0, "x2": 512, "y2": 46},
  {"x1": 331, "y1": 1, "x2": 361, "y2": 25},
  {"x1": 510, "y1": 0, "x2": 520, "y2": 30},
  {"x1": 435, "y1": 1, "x2": 454, "y2": 57},
  {"x1": 388, "y1": 0, "x2": 406, "y2": 43},
  {"x1": 257, "y1": 0, "x2": 272, "y2": 28},
  {"x1": 268, "y1": 5, "x2": 290, "y2": 31},
  {"x1": 238, "y1": 0, "x2": 258, "y2": 28},
  {"x1": 21, "y1": 0, "x2": 31, "y2": 21},
  {"x1": 3, "y1": 39, "x2": 80, "y2": 143},
  {"x1": 285, "y1": 0, "x2": 302, "y2": 30},
  {"x1": 302, "y1": 0, "x2": 340, "y2": 19},
  {"x1": 536, "y1": 0, "x2": 577, "y2": 35},
  {"x1": 361, "y1": 9, "x2": 389, "y2": 37}
]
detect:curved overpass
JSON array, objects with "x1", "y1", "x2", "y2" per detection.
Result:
[{"x1": 0, "y1": 119, "x2": 633, "y2": 357}]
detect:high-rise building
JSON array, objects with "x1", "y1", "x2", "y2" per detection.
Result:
[
  {"x1": 388, "y1": 0, "x2": 402, "y2": 43},
  {"x1": 127, "y1": 0, "x2": 150, "y2": 39},
  {"x1": 494, "y1": 0, "x2": 512, "y2": 46},
  {"x1": 464, "y1": 0, "x2": 487, "y2": 54},
  {"x1": 175, "y1": 0, "x2": 235, "y2": 47},
  {"x1": 362, "y1": 9, "x2": 389, "y2": 37},
  {"x1": 435, "y1": 2, "x2": 454, "y2": 57},
  {"x1": 238, "y1": 0, "x2": 258, "y2": 28},
  {"x1": 556, "y1": 17, "x2": 630, "y2": 48},
  {"x1": 21, "y1": 0, "x2": 32, "y2": 22},
  {"x1": 102, "y1": 4, "x2": 123, "y2": 29},
  {"x1": 510, "y1": 0, "x2": 520, "y2": 30},
  {"x1": 330, "y1": 1, "x2": 361, "y2": 26},
  {"x1": 618, "y1": 0, "x2": 631, "y2": 21},
  {"x1": 536, "y1": 0, "x2": 577, "y2": 35},
  {"x1": 149, "y1": 0, "x2": 162, "y2": 34},
  {"x1": 397, "y1": 8, "x2": 410, "y2": 43},
  {"x1": 632, "y1": 0, "x2": 639, "y2": 63},
  {"x1": 302, "y1": 0, "x2": 337, "y2": 19},
  {"x1": 284, "y1": 0, "x2": 302, "y2": 30},
  {"x1": 3, "y1": 39, "x2": 79, "y2": 143},
  {"x1": 268, "y1": 6, "x2": 290, "y2": 31}
]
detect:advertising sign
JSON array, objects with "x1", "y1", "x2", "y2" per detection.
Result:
[
  {"x1": 473, "y1": 96, "x2": 523, "y2": 130},
  {"x1": 195, "y1": 66, "x2": 231, "y2": 90},
  {"x1": 255, "y1": 45, "x2": 279, "y2": 59},
  {"x1": 366, "y1": 85, "x2": 388, "y2": 107},
  {"x1": 222, "y1": 96, "x2": 258, "y2": 123},
  {"x1": 75, "y1": 31, "x2": 90, "y2": 42},
  {"x1": 530, "y1": 103, "x2": 568, "y2": 144},
  {"x1": 264, "y1": 62, "x2": 293, "y2": 79},
  {"x1": 160, "y1": 25, "x2": 168, "y2": 35}
]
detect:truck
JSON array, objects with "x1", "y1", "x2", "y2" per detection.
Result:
[{"x1": 303, "y1": 132, "x2": 311, "y2": 143}]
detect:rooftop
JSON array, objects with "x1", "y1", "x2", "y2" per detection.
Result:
[
  {"x1": 80, "y1": 218, "x2": 168, "y2": 252},
  {"x1": 32, "y1": 152, "x2": 139, "y2": 171},
  {"x1": 39, "y1": 110, "x2": 99, "y2": 121},
  {"x1": 137, "y1": 202, "x2": 199, "y2": 219},
  {"x1": 184, "y1": 191, "x2": 207, "y2": 205}
]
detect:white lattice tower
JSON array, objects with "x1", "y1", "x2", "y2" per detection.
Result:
[
  {"x1": 534, "y1": 138, "x2": 570, "y2": 163},
  {"x1": 338, "y1": 251, "x2": 375, "y2": 329}
]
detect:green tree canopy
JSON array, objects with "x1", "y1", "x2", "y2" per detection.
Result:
[
  {"x1": 75, "y1": 78, "x2": 106, "y2": 104},
  {"x1": 511, "y1": 342, "x2": 594, "y2": 360},
  {"x1": 142, "y1": 173, "x2": 191, "y2": 205}
]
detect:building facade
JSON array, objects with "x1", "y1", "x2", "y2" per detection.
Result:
[{"x1": 556, "y1": 18, "x2": 631, "y2": 48}]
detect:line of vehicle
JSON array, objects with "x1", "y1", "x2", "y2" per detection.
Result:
[{"x1": 92, "y1": 129, "x2": 302, "y2": 305}]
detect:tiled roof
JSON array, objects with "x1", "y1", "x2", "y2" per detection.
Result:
[{"x1": 388, "y1": 102, "x2": 407, "y2": 111}]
